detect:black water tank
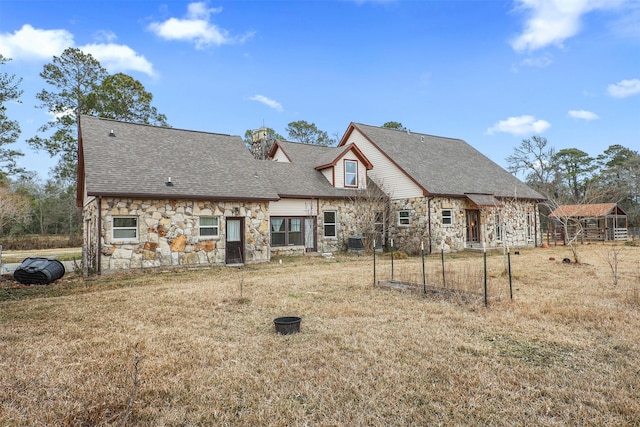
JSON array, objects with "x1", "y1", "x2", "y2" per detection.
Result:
[{"x1": 13, "y1": 257, "x2": 65, "y2": 285}]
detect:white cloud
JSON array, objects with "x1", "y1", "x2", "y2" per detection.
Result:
[
  {"x1": 148, "y1": 2, "x2": 252, "y2": 49},
  {"x1": 510, "y1": 0, "x2": 626, "y2": 52},
  {"x1": 519, "y1": 53, "x2": 553, "y2": 68},
  {"x1": 0, "y1": 24, "x2": 154, "y2": 76},
  {"x1": 568, "y1": 109, "x2": 599, "y2": 120},
  {"x1": 607, "y1": 78, "x2": 640, "y2": 98},
  {"x1": 0, "y1": 24, "x2": 73, "y2": 60},
  {"x1": 81, "y1": 43, "x2": 156, "y2": 77},
  {"x1": 486, "y1": 115, "x2": 550, "y2": 135},
  {"x1": 249, "y1": 95, "x2": 283, "y2": 112}
]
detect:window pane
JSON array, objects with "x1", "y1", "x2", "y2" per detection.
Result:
[
  {"x1": 114, "y1": 229, "x2": 137, "y2": 239},
  {"x1": 324, "y1": 211, "x2": 336, "y2": 223},
  {"x1": 227, "y1": 220, "x2": 241, "y2": 242},
  {"x1": 201, "y1": 217, "x2": 218, "y2": 226},
  {"x1": 289, "y1": 218, "x2": 301, "y2": 232},
  {"x1": 201, "y1": 227, "x2": 217, "y2": 236},
  {"x1": 114, "y1": 217, "x2": 137, "y2": 228},
  {"x1": 271, "y1": 232, "x2": 285, "y2": 246},
  {"x1": 324, "y1": 224, "x2": 336, "y2": 237},
  {"x1": 271, "y1": 218, "x2": 284, "y2": 232},
  {"x1": 345, "y1": 161, "x2": 357, "y2": 173}
]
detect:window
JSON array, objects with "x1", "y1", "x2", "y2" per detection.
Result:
[
  {"x1": 494, "y1": 210, "x2": 503, "y2": 241},
  {"x1": 199, "y1": 217, "x2": 219, "y2": 237},
  {"x1": 442, "y1": 209, "x2": 453, "y2": 226},
  {"x1": 271, "y1": 216, "x2": 311, "y2": 246},
  {"x1": 323, "y1": 211, "x2": 337, "y2": 237},
  {"x1": 526, "y1": 211, "x2": 535, "y2": 242},
  {"x1": 398, "y1": 210, "x2": 410, "y2": 226},
  {"x1": 113, "y1": 217, "x2": 138, "y2": 240},
  {"x1": 344, "y1": 160, "x2": 358, "y2": 187}
]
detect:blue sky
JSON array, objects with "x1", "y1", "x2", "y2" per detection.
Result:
[{"x1": 1, "y1": 0, "x2": 639, "y2": 181}]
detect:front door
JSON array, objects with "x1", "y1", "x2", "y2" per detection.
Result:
[
  {"x1": 225, "y1": 217, "x2": 244, "y2": 264},
  {"x1": 465, "y1": 210, "x2": 480, "y2": 244},
  {"x1": 304, "y1": 218, "x2": 316, "y2": 252}
]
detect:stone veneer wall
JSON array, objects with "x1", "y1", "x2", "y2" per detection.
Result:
[
  {"x1": 318, "y1": 198, "x2": 386, "y2": 253},
  {"x1": 91, "y1": 197, "x2": 270, "y2": 271},
  {"x1": 388, "y1": 196, "x2": 540, "y2": 253}
]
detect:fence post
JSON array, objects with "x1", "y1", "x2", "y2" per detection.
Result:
[
  {"x1": 421, "y1": 240, "x2": 426, "y2": 294},
  {"x1": 440, "y1": 240, "x2": 446, "y2": 287},
  {"x1": 390, "y1": 238, "x2": 394, "y2": 281},
  {"x1": 373, "y1": 244, "x2": 376, "y2": 287},
  {"x1": 483, "y1": 242, "x2": 488, "y2": 308},
  {"x1": 507, "y1": 245, "x2": 513, "y2": 300}
]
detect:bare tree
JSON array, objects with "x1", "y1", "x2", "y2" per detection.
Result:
[
  {"x1": 347, "y1": 179, "x2": 390, "y2": 253},
  {"x1": 0, "y1": 184, "x2": 31, "y2": 235}
]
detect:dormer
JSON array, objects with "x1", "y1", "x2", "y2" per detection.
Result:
[
  {"x1": 315, "y1": 143, "x2": 373, "y2": 189},
  {"x1": 267, "y1": 140, "x2": 292, "y2": 163}
]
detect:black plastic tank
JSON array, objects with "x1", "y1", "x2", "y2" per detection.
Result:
[{"x1": 13, "y1": 257, "x2": 65, "y2": 285}]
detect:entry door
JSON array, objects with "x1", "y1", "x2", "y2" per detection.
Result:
[
  {"x1": 304, "y1": 218, "x2": 316, "y2": 252},
  {"x1": 225, "y1": 217, "x2": 244, "y2": 264},
  {"x1": 465, "y1": 210, "x2": 480, "y2": 243}
]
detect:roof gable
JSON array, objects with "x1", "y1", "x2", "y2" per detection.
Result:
[
  {"x1": 343, "y1": 123, "x2": 544, "y2": 200},
  {"x1": 315, "y1": 143, "x2": 373, "y2": 171}
]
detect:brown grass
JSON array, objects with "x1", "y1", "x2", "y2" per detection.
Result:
[{"x1": 1, "y1": 244, "x2": 639, "y2": 426}]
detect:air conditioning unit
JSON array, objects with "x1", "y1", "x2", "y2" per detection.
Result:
[{"x1": 347, "y1": 236, "x2": 364, "y2": 253}]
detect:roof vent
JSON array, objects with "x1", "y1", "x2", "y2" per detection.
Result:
[
  {"x1": 406, "y1": 129, "x2": 411, "y2": 135},
  {"x1": 165, "y1": 176, "x2": 174, "y2": 187},
  {"x1": 420, "y1": 136, "x2": 424, "y2": 142},
  {"x1": 109, "y1": 130, "x2": 116, "y2": 137}
]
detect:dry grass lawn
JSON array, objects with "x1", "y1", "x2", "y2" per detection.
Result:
[{"x1": 1, "y1": 243, "x2": 639, "y2": 426}]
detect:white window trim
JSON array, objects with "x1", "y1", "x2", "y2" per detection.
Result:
[
  {"x1": 199, "y1": 216, "x2": 220, "y2": 239},
  {"x1": 398, "y1": 210, "x2": 410, "y2": 227},
  {"x1": 112, "y1": 216, "x2": 138, "y2": 242},
  {"x1": 344, "y1": 159, "x2": 358, "y2": 188},
  {"x1": 323, "y1": 210, "x2": 337, "y2": 238},
  {"x1": 442, "y1": 209, "x2": 453, "y2": 226}
]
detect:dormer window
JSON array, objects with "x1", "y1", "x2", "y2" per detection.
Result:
[{"x1": 345, "y1": 160, "x2": 358, "y2": 188}]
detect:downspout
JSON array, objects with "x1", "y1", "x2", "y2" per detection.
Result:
[{"x1": 97, "y1": 196, "x2": 102, "y2": 274}]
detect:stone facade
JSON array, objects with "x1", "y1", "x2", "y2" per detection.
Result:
[
  {"x1": 82, "y1": 194, "x2": 540, "y2": 273},
  {"x1": 84, "y1": 197, "x2": 270, "y2": 272},
  {"x1": 387, "y1": 196, "x2": 540, "y2": 253}
]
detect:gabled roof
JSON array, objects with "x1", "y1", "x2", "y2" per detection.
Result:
[
  {"x1": 268, "y1": 140, "x2": 338, "y2": 166},
  {"x1": 79, "y1": 116, "x2": 357, "y2": 202},
  {"x1": 79, "y1": 115, "x2": 280, "y2": 201},
  {"x1": 314, "y1": 143, "x2": 373, "y2": 171},
  {"x1": 549, "y1": 203, "x2": 627, "y2": 218},
  {"x1": 340, "y1": 123, "x2": 544, "y2": 200}
]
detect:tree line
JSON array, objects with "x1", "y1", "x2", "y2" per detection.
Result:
[
  {"x1": 1, "y1": 46, "x2": 638, "y2": 239},
  {"x1": 0, "y1": 48, "x2": 345, "y2": 237},
  {"x1": 507, "y1": 136, "x2": 640, "y2": 226}
]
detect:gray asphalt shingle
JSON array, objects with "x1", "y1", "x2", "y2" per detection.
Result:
[{"x1": 351, "y1": 123, "x2": 544, "y2": 200}]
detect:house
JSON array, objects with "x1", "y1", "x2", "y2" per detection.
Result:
[
  {"x1": 548, "y1": 203, "x2": 628, "y2": 243},
  {"x1": 77, "y1": 116, "x2": 544, "y2": 273}
]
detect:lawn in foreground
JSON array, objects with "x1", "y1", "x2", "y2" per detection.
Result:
[{"x1": 1, "y1": 244, "x2": 639, "y2": 426}]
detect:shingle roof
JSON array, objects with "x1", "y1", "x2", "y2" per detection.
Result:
[
  {"x1": 349, "y1": 123, "x2": 545, "y2": 200},
  {"x1": 80, "y1": 115, "x2": 280, "y2": 200},
  {"x1": 271, "y1": 140, "x2": 342, "y2": 167},
  {"x1": 80, "y1": 116, "x2": 354, "y2": 201},
  {"x1": 549, "y1": 203, "x2": 626, "y2": 218}
]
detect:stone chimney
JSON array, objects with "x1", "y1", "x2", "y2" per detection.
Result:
[{"x1": 250, "y1": 126, "x2": 273, "y2": 160}]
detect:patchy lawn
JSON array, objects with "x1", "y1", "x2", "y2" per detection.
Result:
[{"x1": 1, "y1": 244, "x2": 639, "y2": 426}]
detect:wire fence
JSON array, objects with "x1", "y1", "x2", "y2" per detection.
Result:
[{"x1": 373, "y1": 248, "x2": 515, "y2": 306}]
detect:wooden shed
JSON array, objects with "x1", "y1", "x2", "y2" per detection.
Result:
[{"x1": 548, "y1": 203, "x2": 628, "y2": 242}]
